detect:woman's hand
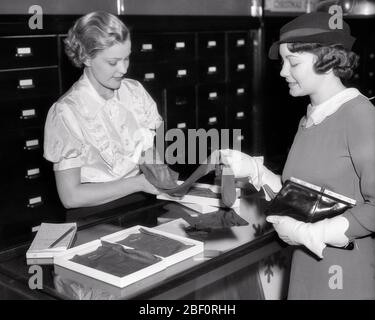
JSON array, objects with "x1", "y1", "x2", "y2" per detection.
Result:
[{"x1": 137, "y1": 174, "x2": 161, "y2": 195}]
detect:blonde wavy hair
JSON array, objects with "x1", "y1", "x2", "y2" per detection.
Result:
[{"x1": 64, "y1": 11, "x2": 130, "y2": 68}]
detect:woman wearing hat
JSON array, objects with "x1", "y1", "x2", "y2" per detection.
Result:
[{"x1": 221, "y1": 12, "x2": 375, "y2": 299}]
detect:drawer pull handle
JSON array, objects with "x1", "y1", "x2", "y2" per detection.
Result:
[
  {"x1": 208, "y1": 92, "x2": 218, "y2": 100},
  {"x1": 177, "y1": 69, "x2": 187, "y2": 77},
  {"x1": 237, "y1": 135, "x2": 245, "y2": 141},
  {"x1": 28, "y1": 196, "x2": 43, "y2": 208},
  {"x1": 177, "y1": 122, "x2": 186, "y2": 129},
  {"x1": 18, "y1": 78, "x2": 35, "y2": 90},
  {"x1": 175, "y1": 98, "x2": 187, "y2": 106},
  {"x1": 144, "y1": 73, "x2": 155, "y2": 80},
  {"x1": 20, "y1": 108, "x2": 36, "y2": 119},
  {"x1": 15, "y1": 47, "x2": 33, "y2": 57},
  {"x1": 236, "y1": 39, "x2": 245, "y2": 47},
  {"x1": 237, "y1": 64, "x2": 246, "y2": 71},
  {"x1": 24, "y1": 139, "x2": 39, "y2": 150},
  {"x1": 208, "y1": 117, "x2": 217, "y2": 124},
  {"x1": 208, "y1": 66, "x2": 217, "y2": 74},
  {"x1": 26, "y1": 168, "x2": 40, "y2": 179},
  {"x1": 175, "y1": 42, "x2": 186, "y2": 49},
  {"x1": 236, "y1": 111, "x2": 245, "y2": 119},
  {"x1": 237, "y1": 88, "x2": 245, "y2": 95},
  {"x1": 207, "y1": 40, "x2": 217, "y2": 48},
  {"x1": 141, "y1": 43, "x2": 153, "y2": 51}
]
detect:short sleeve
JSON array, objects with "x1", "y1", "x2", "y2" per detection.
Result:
[
  {"x1": 43, "y1": 102, "x2": 85, "y2": 171},
  {"x1": 130, "y1": 80, "x2": 162, "y2": 130}
]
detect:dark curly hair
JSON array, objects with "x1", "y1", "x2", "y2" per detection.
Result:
[
  {"x1": 287, "y1": 42, "x2": 359, "y2": 80},
  {"x1": 64, "y1": 11, "x2": 130, "y2": 68}
]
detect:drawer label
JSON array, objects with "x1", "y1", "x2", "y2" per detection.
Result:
[
  {"x1": 207, "y1": 40, "x2": 217, "y2": 48},
  {"x1": 175, "y1": 42, "x2": 186, "y2": 49},
  {"x1": 209, "y1": 92, "x2": 218, "y2": 99},
  {"x1": 142, "y1": 43, "x2": 153, "y2": 51},
  {"x1": 237, "y1": 64, "x2": 246, "y2": 71},
  {"x1": 208, "y1": 66, "x2": 217, "y2": 73},
  {"x1": 27, "y1": 168, "x2": 40, "y2": 176},
  {"x1": 237, "y1": 88, "x2": 245, "y2": 95},
  {"x1": 236, "y1": 111, "x2": 245, "y2": 118},
  {"x1": 209, "y1": 117, "x2": 217, "y2": 123},
  {"x1": 26, "y1": 139, "x2": 39, "y2": 147},
  {"x1": 237, "y1": 39, "x2": 245, "y2": 47},
  {"x1": 177, "y1": 69, "x2": 187, "y2": 77},
  {"x1": 144, "y1": 73, "x2": 155, "y2": 80},
  {"x1": 19, "y1": 79, "x2": 34, "y2": 87},
  {"x1": 29, "y1": 196, "x2": 42, "y2": 205},
  {"x1": 17, "y1": 47, "x2": 32, "y2": 55},
  {"x1": 177, "y1": 122, "x2": 186, "y2": 129},
  {"x1": 22, "y1": 109, "x2": 36, "y2": 117},
  {"x1": 237, "y1": 135, "x2": 245, "y2": 141}
]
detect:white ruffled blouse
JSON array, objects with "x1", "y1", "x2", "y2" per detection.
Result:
[{"x1": 43, "y1": 72, "x2": 162, "y2": 183}]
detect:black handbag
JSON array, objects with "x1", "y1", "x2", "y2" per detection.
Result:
[{"x1": 264, "y1": 177, "x2": 356, "y2": 223}]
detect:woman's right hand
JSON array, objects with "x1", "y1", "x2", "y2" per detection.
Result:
[
  {"x1": 137, "y1": 174, "x2": 161, "y2": 195},
  {"x1": 220, "y1": 149, "x2": 264, "y2": 179}
]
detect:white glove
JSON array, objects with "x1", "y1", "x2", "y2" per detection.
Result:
[
  {"x1": 266, "y1": 215, "x2": 350, "y2": 259},
  {"x1": 220, "y1": 149, "x2": 282, "y2": 199}
]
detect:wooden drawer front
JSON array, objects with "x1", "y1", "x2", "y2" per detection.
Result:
[
  {"x1": 128, "y1": 63, "x2": 165, "y2": 87},
  {"x1": 166, "y1": 61, "x2": 197, "y2": 86},
  {"x1": 198, "y1": 59, "x2": 225, "y2": 83},
  {"x1": 227, "y1": 83, "x2": 251, "y2": 105},
  {"x1": 198, "y1": 33, "x2": 225, "y2": 58},
  {"x1": 198, "y1": 83, "x2": 226, "y2": 109},
  {"x1": 0, "y1": 97, "x2": 53, "y2": 130},
  {"x1": 164, "y1": 33, "x2": 195, "y2": 61},
  {"x1": 166, "y1": 86, "x2": 195, "y2": 117},
  {"x1": 0, "y1": 68, "x2": 59, "y2": 100},
  {"x1": 228, "y1": 57, "x2": 251, "y2": 81},
  {"x1": 131, "y1": 34, "x2": 164, "y2": 62},
  {"x1": 227, "y1": 32, "x2": 251, "y2": 57},
  {"x1": 0, "y1": 36, "x2": 58, "y2": 70}
]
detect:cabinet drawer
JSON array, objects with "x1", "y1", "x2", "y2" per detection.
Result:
[
  {"x1": 227, "y1": 32, "x2": 251, "y2": 57},
  {"x1": 166, "y1": 86, "x2": 195, "y2": 117},
  {"x1": 198, "y1": 83, "x2": 226, "y2": 109},
  {"x1": 0, "y1": 97, "x2": 53, "y2": 130},
  {"x1": 198, "y1": 33, "x2": 225, "y2": 58},
  {"x1": 164, "y1": 33, "x2": 195, "y2": 61},
  {"x1": 0, "y1": 68, "x2": 59, "y2": 100},
  {"x1": 198, "y1": 59, "x2": 225, "y2": 83},
  {"x1": 128, "y1": 63, "x2": 165, "y2": 87},
  {"x1": 228, "y1": 58, "x2": 251, "y2": 81},
  {"x1": 131, "y1": 34, "x2": 165, "y2": 62},
  {"x1": 0, "y1": 36, "x2": 58, "y2": 70},
  {"x1": 166, "y1": 61, "x2": 197, "y2": 86}
]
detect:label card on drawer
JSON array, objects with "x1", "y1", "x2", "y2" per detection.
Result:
[
  {"x1": 208, "y1": 66, "x2": 217, "y2": 74},
  {"x1": 27, "y1": 168, "x2": 40, "y2": 176},
  {"x1": 237, "y1": 135, "x2": 245, "y2": 141},
  {"x1": 237, "y1": 64, "x2": 246, "y2": 71},
  {"x1": 236, "y1": 39, "x2": 245, "y2": 47},
  {"x1": 21, "y1": 109, "x2": 36, "y2": 118},
  {"x1": 144, "y1": 73, "x2": 155, "y2": 80},
  {"x1": 16, "y1": 47, "x2": 32, "y2": 56},
  {"x1": 25, "y1": 139, "x2": 39, "y2": 148},
  {"x1": 208, "y1": 117, "x2": 217, "y2": 124},
  {"x1": 207, "y1": 40, "x2": 217, "y2": 48},
  {"x1": 28, "y1": 196, "x2": 42, "y2": 206},
  {"x1": 209, "y1": 92, "x2": 218, "y2": 99},
  {"x1": 18, "y1": 79, "x2": 34, "y2": 88},
  {"x1": 177, "y1": 122, "x2": 186, "y2": 129},
  {"x1": 236, "y1": 111, "x2": 245, "y2": 119},
  {"x1": 175, "y1": 42, "x2": 186, "y2": 49},
  {"x1": 237, "y1": 88, "x2": 245, "y2": 95},
  {"x1": 177, "y1": 69, "x2": 187, "y2": 77},
  {"x1": 141, "y1": 43, "x2": 153, "y2": 51}
]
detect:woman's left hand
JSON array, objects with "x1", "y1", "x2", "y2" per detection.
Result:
[{"x1": 266, "y1": 215, "x2": 326, "y2": 258}]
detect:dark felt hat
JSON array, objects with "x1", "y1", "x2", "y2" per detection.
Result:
[{"x1": 268, "y1": 12, "x2": 356, "y2": 60}]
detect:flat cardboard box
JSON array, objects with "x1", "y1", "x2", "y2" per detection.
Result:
[{"x1": 54, "y1": 225, "x2": 203, "y2": 297}]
